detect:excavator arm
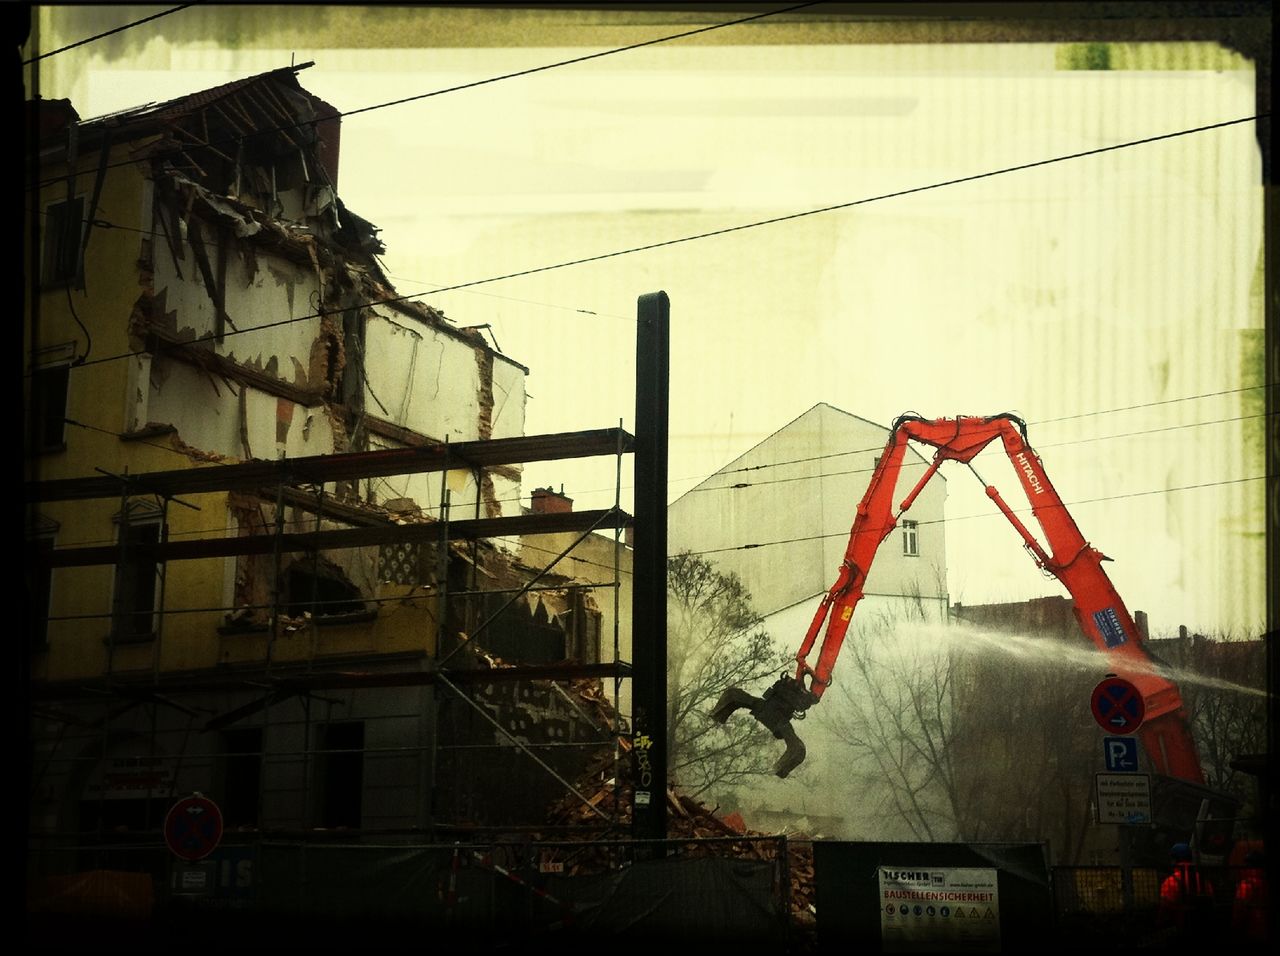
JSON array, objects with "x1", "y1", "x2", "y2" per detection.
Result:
[{"x1": 713, "y1": 413, "x2": 1205, "y2": 785}]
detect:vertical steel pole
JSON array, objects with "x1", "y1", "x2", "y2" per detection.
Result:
[{"x1": 631, "y1": 291, "x2": 669, "y2": 852}]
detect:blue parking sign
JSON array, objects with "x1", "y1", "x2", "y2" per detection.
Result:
[{"x1": 1103, "y1": 736, "x2": 1140, "y2": 772}]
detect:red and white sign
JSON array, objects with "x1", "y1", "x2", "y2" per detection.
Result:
[
  {"x1": 1090, "y1": 676, "x2": 1145, "y2": 734},
  {"x1": 164, "y1": 794, "x2": 224, "y2": 862}
]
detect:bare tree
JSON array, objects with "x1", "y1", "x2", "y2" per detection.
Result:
[
  {"x1": 826, "y1": 611, "x2": 967, "y2": 841},
  {"x1": 827, "y1": 609, "x2": 1098, "y2": 860},
  {"x1": 1155, "y1": 632, "x2": 1267, "y2": 812},
  {"x1": 947, "y1": 635, "x2": 1097, "y2": 861},
  {"x1": 666, "y1": 551, "x2": 783, "y2": 798}
]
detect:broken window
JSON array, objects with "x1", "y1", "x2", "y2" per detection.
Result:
[
  {"x1": 29, "y1": 363, "x2": 70, "y2": 453},
  {"x1": 284, "y1": 563, "x2": 364, "y2": 618},
  {"x1": 315, "y1": 721, "x2": 364, "y2": 829},
  {"x1": 113, "y1": 520, "x2": 161, "y2": 642},
  {"x1": 42, "y1": 195, "x2": 86, "y2": 286}
]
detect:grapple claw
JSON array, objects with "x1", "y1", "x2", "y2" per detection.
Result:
[
  {"x1": 711, "y1": 676, "x2": 817, "y2": 777},
  {"x1": 711, "y1": 686, "x2": 763, "y2": 724}
]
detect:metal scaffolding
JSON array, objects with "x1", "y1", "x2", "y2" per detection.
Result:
[{"x1": 27, "y1": 426, "x2": 636, "y2": 840}]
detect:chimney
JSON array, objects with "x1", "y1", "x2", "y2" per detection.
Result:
[
  {"x1": 531, "y1": 486, "x2": 573, "y2": 515},
  {"x1": 28, "y1": 97, "x2": 80, "y2": 143}
]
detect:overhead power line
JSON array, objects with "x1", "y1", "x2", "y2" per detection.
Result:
[
  {"x1": 691, "y1": 474, "x2": 1267, "y2": 557},
  {"x1": 52, "y1": 395, "x2": 1271, "y2": 519},
  {"x1": 337, "y1": 2, "x2": 822, "y2": 121},
  {"x1": 52, "y1": 113, "x2": 1266, "y2": 375},
  {"x1": 23, "y1": 5, "x2": 197, "y2": 65},
  {"x1": 31, "y1": 2, "x2": 819, "y2": 192},
  {"x1": 513, "y1": 395, "x2": 1272, "y2": 501}
]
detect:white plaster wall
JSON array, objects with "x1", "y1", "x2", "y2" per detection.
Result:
[
  {"x1": 152, "y1": 218, "x2": 322, "y2": 382},
  {"x1": 366, "y1": 434, "x2": 481, "y2": 518},
  {"x1": 365, "y1": 310, "x2": 499, "y2": 442},
  {"x1": 363, "y1": 315, "x2": 425, "y2": 427},
  {"x1": 490, "y1": 358, "x2": 527, "y2": 440},
  {"x1": 148, "y1": 360, "x2": 335, "y2": 461}
]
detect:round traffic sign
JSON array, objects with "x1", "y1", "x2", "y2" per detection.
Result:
[
  {"x1": 1091, "y1": 676, "x2": 1145, "y2": 734},
  {"x1": 164, "y1": 794, "x2": 224, "y2": 861}
]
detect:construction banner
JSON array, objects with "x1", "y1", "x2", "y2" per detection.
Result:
[{"x1": 878, "y1": 866, "x2": 1000, "y2": 952}]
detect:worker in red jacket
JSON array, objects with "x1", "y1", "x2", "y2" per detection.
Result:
[
  {"x1": 1158, "y1": 843, "x2": 1217, "y2": 940},
  {"x1": 1231, "y1": 851, "x2": 1268, "y2": 943}
]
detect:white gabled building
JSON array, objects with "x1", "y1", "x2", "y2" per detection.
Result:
[
  {"x1": 669, "y1": 403, "x2": 948, "y2": 632},
  {"x1": 667, "y1": 403, "x2": 949, "y2": 835}
]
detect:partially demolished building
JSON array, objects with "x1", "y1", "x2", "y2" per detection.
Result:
[{"x1": 25, "y1": 64, "x2": 633, "y2": 890}]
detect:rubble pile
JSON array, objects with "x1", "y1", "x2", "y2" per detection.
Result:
[
  {"x1": 542, "y1": 731, "x2": 817, "y2": 932},
  {"x1": 458, "y1": 665, "x2": 818, "y2": 932}
]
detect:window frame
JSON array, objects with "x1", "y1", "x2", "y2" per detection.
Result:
[
  {"x1": 902, "y1": 519, "x2": 920, "y2": 557},
  {"x1": 29, "y1": 527, "x2": 57, "y2": 651},
  {"x1": 29, "y1": 361, "x2": 71, "y2": 455},
  {"x1": 41, "y1": 194, "x2": 87, "y2": 288},
  {"x1": 111, "y1": 514, "x2": 163, "y2": 644}
]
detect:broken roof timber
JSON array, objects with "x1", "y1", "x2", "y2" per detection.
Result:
[
  {"x1": 42, "y1": 508, "x2": 632, "y2": 568},
  {"x1": 26, "y1": 427, "x2": 636, "y2": 503}
]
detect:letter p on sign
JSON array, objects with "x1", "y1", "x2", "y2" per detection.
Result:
[{"x1": 1103, "y1": 736, "x2": 1139, "y2": 772}]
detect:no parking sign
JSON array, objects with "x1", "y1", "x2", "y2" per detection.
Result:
[
  {"x1": 164, "y1": 794, "x2": 224, "y2": 862},
  {"x1": 1090, "y1": 676, "x2": 1145, "y2": 734}
]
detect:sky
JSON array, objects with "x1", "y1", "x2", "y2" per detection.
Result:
[{"x1": 24, "y1": 5, "x2": 1268, "y2": 637}]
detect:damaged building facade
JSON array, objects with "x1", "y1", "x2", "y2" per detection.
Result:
[{"x1": 25, "y1": 64, "x2": 633, "y2": 891}]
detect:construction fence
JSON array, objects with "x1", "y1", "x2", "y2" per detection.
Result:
[
  {"x1": 27, "y1": 834, "x2": 792, "y2": 950},
  {"x1": 25, "y1": 837, "x2": 1269, "y2": 951}
]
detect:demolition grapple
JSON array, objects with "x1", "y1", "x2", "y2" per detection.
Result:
[{"x1": 711, "y1": 675, "x2": 817, "y2": 778}]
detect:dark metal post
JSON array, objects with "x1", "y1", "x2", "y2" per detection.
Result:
[{"x1": 632, "y1": 291, "x2": 669, "y2": 851}]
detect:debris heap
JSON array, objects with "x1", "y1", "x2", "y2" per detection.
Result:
[{"x1": 542, "y1": 729, "x2": 817, "y2": 934}]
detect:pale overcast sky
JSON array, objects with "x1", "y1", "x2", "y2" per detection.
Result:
[{"x1": 25, "y1": 6, "x2": 1267, "y2": 635}]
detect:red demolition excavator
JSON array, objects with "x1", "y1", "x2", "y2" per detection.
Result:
[{"x1": 713, "y1": 413, "x2": 1229, "y2": 842}]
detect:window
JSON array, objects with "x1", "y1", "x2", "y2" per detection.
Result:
[
  {"x1": 113, "y1": 520, "x2": 161, "y2": 642},
  {"x1": 42, "y1": 195, "x2": 86, "y2": 285},
  {"x1": 316, "y1": 721, "x2": 364, "y2": 829},
  {"x1": 30, "y1": 363, "x2": 70, "y2": 453},
  {"x1": 285, "y1": 567, "x2": 363, "y2": 618},
  {"x1": 28, "y1": 533, "x2": 55, "y2": 649},
  {"x1": 220, "y1": 727, "x2": 263, "y2": 828},
  {"x1": 902, "y1": 519, "x2": 919, "y2": 557}
]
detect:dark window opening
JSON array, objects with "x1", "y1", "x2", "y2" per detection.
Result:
[
  {"x1": 43, "y1": 196, "x2": 86, "y2": 285},
  {"x1": 316, "y1": 721, "x2": 363, "y2": 829},
  {"x1": 29, "y1": 536, "x2": 54, "y2": 649},
  {"x1": 220, "y1": 727, "x2": 263, "y2": 828},
  {"x1": 114, "y1": 522, "x2": 160, "y2": 641},
  {"x1": 285, "y1": 567, "x2": 364, "y2": 618},
  {"x1": 324, "y1": 334, "x2": 341, "y2": 394},
  {"x1": 31, "y1": 364, "x2": 70, "y2": 453}
]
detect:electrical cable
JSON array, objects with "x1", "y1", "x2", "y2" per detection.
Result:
[
  {"x1": 22, "y1": 5, "x2": 197, "y2": 65},
  {"x1": 685, "y1": 412, "x2": 1274, "y2": 493},
  {"x1": 48, "y1": 403, "x2": 1271, "y2": 542},
  {"x1": 30, "y1": 2, "x2": 821, "y2": 192},
  {"x1": 40, "y1": 112, "x2": 1267, "y2": 376},
  {"x1": 690, "y1": 474, "x2": 1267, "y2": 557},
  {"x1": 385, "y1": 272, "x2": 632, "y2": 323},
  {"x1": 472, "y1": 397, "x2": 1273, "y2": 504}
]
